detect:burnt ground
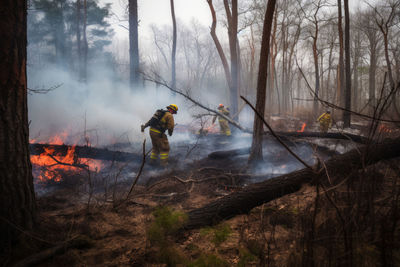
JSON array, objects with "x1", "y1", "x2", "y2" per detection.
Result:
[{"x1": 3, "y1": 129, "x2": 400, "y2": 266}]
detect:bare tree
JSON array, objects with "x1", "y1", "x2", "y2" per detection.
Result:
[
  {"x1": 248, "y1": 0, "x2": 276, "y2": 163},
  {"x1": 82, "y1": 0, "x2": 88, "y2": 82},
  {"x1": 76, "y1": 0, "x2": 82, "y2": 79},
  {"x1": 129, "y1": 0, "x2": 140, "y2": 87},
  {"x1": 299, "y1": 0, "x2": 328, "y2": 117},
  {"x1": 342, "y1": 0, "x2": 351, "y2": 127},
  {"x1": 360, "y1": 10, "x2": 381, "y2": 113},
  {"x1": 0, "y1": 0, "x2": 36, "y2": 246},
  {"x1": 337, "y1": 0, "x2": 345, "y2": 110},
  {"x1": 206, "y1": 0, "x2": 240, "y2": 118},
  {"x1": 374, "y1": 0, "x2": 399, "y2": 89},
  {"x1": 224, "y1": 0, "x2": 239, "y2": 118},
  {"x1": 170, "y1": 0, "x2": 177, "y2": 90}
]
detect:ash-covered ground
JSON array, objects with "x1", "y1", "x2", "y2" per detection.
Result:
[{"x1": 32, "y1": 131, "x2": 345, "y2": 197}]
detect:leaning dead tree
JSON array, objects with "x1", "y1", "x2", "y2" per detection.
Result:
[{"x1": 183, "y1": 138, "x2": 400, "y2": 229}]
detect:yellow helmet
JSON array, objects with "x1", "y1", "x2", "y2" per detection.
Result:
[{"x1": 167, "y1": 104, "x2": 178, "y2": 113}]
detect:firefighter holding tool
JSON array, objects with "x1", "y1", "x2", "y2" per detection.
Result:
[
  {"x1": 141, "y1": 104, "x2": 178, "y2": 167},
  {"x1": 212, "y1": 104, "x2": 231, "y2": 136}
]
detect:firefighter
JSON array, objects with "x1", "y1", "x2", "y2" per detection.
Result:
[
  {"x1": 141, "y1": 104, "x2": 178, "y2": 167},
  {"x1": 317, "y1": 110, "x2": 332, "y2": 133},
  {"x1": 212, "y1": 104, "x2": 231, "y2": 136}
]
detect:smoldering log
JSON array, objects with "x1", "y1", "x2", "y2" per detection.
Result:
[
  {"x1": 184, "y1": 138, "x2": 400, "y2": 229},
  {"x1": 207, "y1": 139, "x2": 340, "y2": 160},
  {"x1": 273, "y1": 131, "x2": 369, "y2": 144},
  {"x1": 29, "y1": 143, "x2": 142, "y2": 162}
]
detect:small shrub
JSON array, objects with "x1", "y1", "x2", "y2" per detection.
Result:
[
  {"x1": 237, "y1": 247, "x2": 257, "y2": 267},
  {"x1": 200, "y1": 223, "x2": 232, "y2": 247},
  {"x1": 157, "y1": 246, "x2": 188, "y2": 267},
  {"x1": 147, "y1": 206, "x2": 188, "y2": 245},
  {"x1": 146, "y1": 206, "x2": 188, "y2": 266},
  {"x1": 189, "y1": 253, "x2": 229, "y2": 267}
]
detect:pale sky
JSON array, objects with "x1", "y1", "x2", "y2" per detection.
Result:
[{"x1": 107, "y1": 0, "x2": 212, "y2": 43}]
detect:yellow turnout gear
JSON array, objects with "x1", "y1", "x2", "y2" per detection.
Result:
[
  {"x1": 317, "y1": 112, "x2": 332, "y2": 133},
  {"x1": 212, "y1": 106, "x2": 231, "y2": 136},
  {"x1": 147, "y1": 110, "x2": 175, "y2": 166}
]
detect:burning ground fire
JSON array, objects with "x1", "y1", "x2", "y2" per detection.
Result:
[
  {"x1": 297, "y1": 123, "x2": 306, "y2": 132},
  {"x1": 30, "y1": 134, "x2": 103, "y2": 182}
]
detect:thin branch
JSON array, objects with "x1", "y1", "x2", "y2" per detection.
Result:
[
  {"x1": 28, "y1": 83, "x2": 63, "y2": 95},
  {"x1": 142, "y1": 72, "x2": 249, "y2": 132},
  {"x1": 296, "y1": 58, "x2": 400, "y2": 123},
  {"x1": 124, "y1": 139, "x2": 149, "y2": 201}
]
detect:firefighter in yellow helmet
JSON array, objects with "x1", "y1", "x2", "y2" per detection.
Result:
[
  {"x1": 317, "y1": 110, "x2": 332, "y2": 133},
  {"x1": 141, "y1": 104, "x2": 178, "y2": 167},
  {"x1": 212, "y1": 104, "x2": 231, "y2": 136}
]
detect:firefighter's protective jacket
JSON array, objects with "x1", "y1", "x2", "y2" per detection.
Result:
[
  {"x1": 146, "y1": 110, "x2": 175, "y2": 166},
  {"x1": 144, "y1": 110, "x2": 175, "y2": 136},
  {"x1": 317, "y1": 112, "x2": 332, "y2": 127},
  {"x1": 212, "y1": 107, "x2": 230, "y2": 124},
  {"x1": 212, "y1": 107, "x2": 231, "y2": 136}
]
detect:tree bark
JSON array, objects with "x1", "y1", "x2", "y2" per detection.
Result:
[
  {"x1": 363, "y1": 13, "x2": 378, "y2": 113},
  {"x1": 76, "y1": 0, "x2": 82, "y2": 78},
  {"x1": 184, "y1": 139, "x2": 400, "y2": 229},
  {"x1": 206, "y1": 0, "x2": 232, "y2": 92},
  {"x1": 342, "y1": 0, "x2": 351, "y2": 127},
  {"x1": 248, "y1": 0, "x2": 276, "y2": 163},
  {"x1": 129, "y1": 0, "x2": 140, "y2": 87},
  {"x1": 337, "y1": 0, "x2": 345, "y2": 112},
  {"x1": 0, "y1": 0, "x2": 36, "y2": 246},
  {"x1": 170, "y1": 0, "x2": 177, "y2": 90},
  {"x1": 224, "y1": 0, "x2": 239, "y2": 118},
  {"x1": 82, "y1": 0, "x2": 88, "y2": 82},
  {"x1": 352, "y1": 31, "x2": 361, "y2": 111}
]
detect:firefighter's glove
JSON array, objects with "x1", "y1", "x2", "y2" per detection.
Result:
[
  {"x1": 141, "y1": 125, "x2": 145, "y2": 132},
  {"x1": 168, "y1": 129, "x2": 173, "y2": 136}
]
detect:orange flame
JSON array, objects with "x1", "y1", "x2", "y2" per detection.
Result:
[
  {"x1": 379, "y1": 124, "x2": 392, "y2": 133},
  {"x1": 297, "y1": 123, "x2": 306, "y2": 132},
  {"x1": 30, "y1": 144, "x2": 104, "y2": 182}
]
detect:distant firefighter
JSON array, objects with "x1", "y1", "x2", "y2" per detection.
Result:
[
  {"x1": 317, "y1": 110, "x2": 332, "y2": 133},
  {"x1": 212, "y1": 104, "x2": 231, "y2": 136},
  {"x1": 141, "y1": 104, "x2": 178, "y2": 167}
]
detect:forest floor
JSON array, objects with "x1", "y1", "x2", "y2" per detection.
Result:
[{"x1": 3, "y1": 121, "x2": 400, "y2": 266}]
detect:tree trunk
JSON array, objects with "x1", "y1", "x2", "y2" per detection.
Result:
[
  {"x1": 184, "y1": 139, "x2": 400, "y2": 229},
  {"x1": 170, "y1": 0, "x2": 177, "y2": 90},
  {"x1": 206, "y1": 0, "x2": 232, "y2": 94},
  {"x1": 224, "y1": 0, "x2": 239, "y2": 118},
  {"x1": 342, "y1": 0, "x2": 351, "y2": 127},
  {"x1": 82, "y1": 0, "x2": 88, "y2": 82},
  {"x1": 366, "y1": 20, "x2": 377, "y2": 113},
  {"x1": 0, "y1": 0, "x2": 36, "y2": 246},
  {"x1": 248, "y1": 0, "x2": 276, "y2": 163},
  {"x1": 352, "y1": 31, "x2": 360, "y2": 111},
  {"x1": 312, "y1": 33, "x2": 320, "y2": 117},
  {"x1": 268, "y1": 12, "x2": 278, "y2": 113},
  {"x1": 76, "y1": 0, "x2": 82, "y2": 79},
  {"x1": 337, "y1": 0, "x2": 345, "y2": 111},
  {"x1": 129, "y1": 0, "x2": 140, "y2": 87}
]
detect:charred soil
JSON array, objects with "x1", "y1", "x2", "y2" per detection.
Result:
[{"x1": 2, "y1": 134, "x2": 400, "y2": 266}]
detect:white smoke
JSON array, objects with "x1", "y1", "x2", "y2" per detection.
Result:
[{"x1": 27, "y1": 64, "x2": 213, "y2": 147}]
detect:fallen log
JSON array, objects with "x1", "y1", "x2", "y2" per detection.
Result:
[
  {"x1": 273, "y1": 131, "x2": 369, "y2": 144},
  {"x1": 29, "y1": 143, "x2": 142, "y2": 162},
  {"x1": 207, "y1": 140, "x2": 340, "y2": 160},
  {"x1": 184, "y1": 138, "x2": 400, "y2": 229}
]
